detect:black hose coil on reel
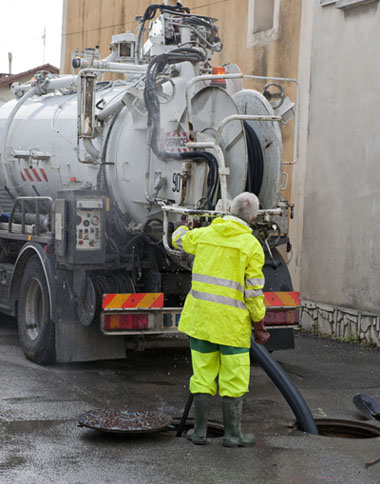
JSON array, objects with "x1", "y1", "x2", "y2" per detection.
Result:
[{"x1": 244, "y1": 121, "x2": 264, "y2": 197}]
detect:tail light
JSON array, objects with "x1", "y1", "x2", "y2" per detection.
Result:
[{"x1": 104, "y1": 314, "x2": 149, "y2": 330}]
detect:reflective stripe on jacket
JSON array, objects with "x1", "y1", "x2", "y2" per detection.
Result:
[{"x1": 172, "y1": 216, "x2": 266, "y2": 348}]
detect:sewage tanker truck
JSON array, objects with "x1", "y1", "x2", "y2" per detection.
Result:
[{"x1": 0, "y1": 2, "x2": 299, "y2": 364}]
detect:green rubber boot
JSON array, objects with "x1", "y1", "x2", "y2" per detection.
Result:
[
  {"x1": 222, "y1": 396, "x2": 256, "y2": 447},
  {"x1": 186, "y1": 393, "x2": 211, "y2": 445}
]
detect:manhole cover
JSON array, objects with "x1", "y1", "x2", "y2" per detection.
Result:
[
  {"x1": 314, "y1": 419, "x2": 380, "y2": 439},
  {"x1": 78, "y1": 408, "x2": 172, "y2": 434}
]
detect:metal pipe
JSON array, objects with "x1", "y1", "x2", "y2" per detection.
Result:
[
  {"x1": 11, "y1": 76, "x2": 79, "y2": 97},
  {"x1": 186, "y1": 141, "x2": 229, "y2": 209},
  {"x1": 97, "y1": 96, "x2": 125, "y2": 121},
  {"x1": 83, "y1": 138, "x2": 100, "y2": 160},
  {"x1": 43, "y1": 75, "x2": 79, "y2": 92},
  {"x1": 161, "y1": 204, "x2": 281, "y2": 218},
  {"x1": 215, "y1": 114, "x2": 282, "y2": 146},
  {"x1": 90, "y1": 60, "x2": 147, "y2": 72},
  {"x1": 162, "y1": 209, "x2": 182, "y2": 257}
]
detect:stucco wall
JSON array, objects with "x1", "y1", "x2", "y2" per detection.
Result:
[{"x1": 301, "y1": 1, "x2": 380, "y2": 313}]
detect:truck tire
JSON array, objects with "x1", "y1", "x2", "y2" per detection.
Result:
[{"x1": 17, "y1": 256, "x2": 55, "y2": 364}]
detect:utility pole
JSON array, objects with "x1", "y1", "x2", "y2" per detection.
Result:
[
  {"x1": 42, "y1": 27, "x2": 46, "y2": 64},
  {"x1": 8, "y1": 52, "x2": 12, "y2": 74}
]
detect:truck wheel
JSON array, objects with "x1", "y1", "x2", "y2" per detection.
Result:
[{"x1": 17, "y1": 256, "x2": 55, "y2": 364}]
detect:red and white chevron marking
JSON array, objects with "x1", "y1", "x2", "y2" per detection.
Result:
[{"x1": 20, "y1": 168, "x2": 48, "y2": 182}]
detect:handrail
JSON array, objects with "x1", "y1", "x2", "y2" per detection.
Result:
[{"x1": 8, "y1": 196, "x2": 54, "y2": 236}]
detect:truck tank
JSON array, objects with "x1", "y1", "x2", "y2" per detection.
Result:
[
  {"x1": 0, "y1": 72, "x2": 279, "y2": 221},
  {"x1": 0, "y1": 2, "x2": 297, "y2": 364}
]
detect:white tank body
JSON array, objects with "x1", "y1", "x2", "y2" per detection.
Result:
[{"x1": 0, "y1": 67, "x2": 251, "y2": 224}]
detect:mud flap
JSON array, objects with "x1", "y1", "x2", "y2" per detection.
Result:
[{"x1": 55, "y1": 320, "x2": 126, "y2": 363}]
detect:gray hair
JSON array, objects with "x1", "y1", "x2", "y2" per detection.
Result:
[{"x1": 230, "y1": 192, "x2": 260, "y2": 224}]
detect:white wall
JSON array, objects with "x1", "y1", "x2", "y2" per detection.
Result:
[{"x1": 301, "y1": 0, "x2": 380, "y2": 314}]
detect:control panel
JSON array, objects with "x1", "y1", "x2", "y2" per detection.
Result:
[
  {"x1": 55, "y1": 193, "x2": 106, "y2": 265},
  {"x1": 76, "y1": 199, "x2": 102, "y2": 251}
]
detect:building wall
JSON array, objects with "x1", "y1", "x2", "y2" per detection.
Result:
[
  {"x1": 299, "y1": 0, "x2": 380, "y2": 345},
  {"x1": 61, "y1": 0, "x2": 301, "y2": 223}
]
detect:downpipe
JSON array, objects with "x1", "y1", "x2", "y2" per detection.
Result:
[{"x1": 251, "y1": 338, "x2": 319, "y2": 435}]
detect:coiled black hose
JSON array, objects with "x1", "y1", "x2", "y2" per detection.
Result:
[
  {"x1": 250, "y1": 338, "x2": 319, "y2": 435},
  {"x1": 244, "y1": 121, "x2": 264, "y2": 196}
]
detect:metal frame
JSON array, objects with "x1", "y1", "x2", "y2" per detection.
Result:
[
  {"x1": 161, "y1": 205, "x2": 282, "y2": 257},
  {"x1": 157, "y1": 72, "x2": 300, "y2": 255}
]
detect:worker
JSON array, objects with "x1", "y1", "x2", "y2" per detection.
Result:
[{"x1": 172, "y1": 192, "x2": 269, "y2": 447}]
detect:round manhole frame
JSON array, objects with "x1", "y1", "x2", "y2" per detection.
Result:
[{"x1": 311, "y1": 418, "x2": 380, "y2": 439}]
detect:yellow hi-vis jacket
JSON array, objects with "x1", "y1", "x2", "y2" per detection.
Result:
[{"x1": 172, "y1": 216, "x2": 266, "y2": 348}]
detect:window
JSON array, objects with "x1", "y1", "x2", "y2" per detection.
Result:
[
  {"x1": 253, "y1": 0, "x2": 275, "y2": 33},
  {"x1": 247, "y1": 0, "x2": 280, "y2": 47}
]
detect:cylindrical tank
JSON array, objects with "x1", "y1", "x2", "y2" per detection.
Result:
[{"x1": 0, "y1": 66, "x2": 282, "y2": 222}]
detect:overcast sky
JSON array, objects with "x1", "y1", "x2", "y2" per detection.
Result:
[{"x1": 0, "y1": 0, "x2": 63, "y2": 74}]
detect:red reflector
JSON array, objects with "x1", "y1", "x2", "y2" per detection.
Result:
[
  {"x1": 264, "y1": 309, "x2": 299, "y2": 326},
  {"x1": 211, "y1": 66, "x2": 226, "y2": 87},
  {"x1": 104, "y1": 314, "x2": 149, "y2": 330}
]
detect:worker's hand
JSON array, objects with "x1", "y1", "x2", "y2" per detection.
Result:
[{"x1": 253, "y1": 319, "x2": 270, "y2": 345}]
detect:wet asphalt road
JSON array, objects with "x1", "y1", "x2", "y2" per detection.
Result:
[{"x1": 1, "y1": 315, "x2": 380, "y2": 484}]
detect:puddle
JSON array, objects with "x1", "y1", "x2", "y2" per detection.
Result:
[{"x1": 0, "y1": 419, "x2": 67, "y2": 435}]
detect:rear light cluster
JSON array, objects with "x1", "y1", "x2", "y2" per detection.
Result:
[
  {"x1": 264, "y1": 309, "x2": 299, "y2": 326},
  {"x1": 103, "y1": 314, "x2": 149, "y2": 330}
]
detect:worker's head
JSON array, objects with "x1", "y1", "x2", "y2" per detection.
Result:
[{"x1": 231, "y1": 192, "x2": 260, "y2": 224}]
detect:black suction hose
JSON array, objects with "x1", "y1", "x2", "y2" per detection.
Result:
[
  {"x1": 176, "y1": 393, "x2": 194, "y2": 437},
  {"x1": 177, "y1": 340, "x2": 319, "y2": 436},
  {"x1": 250, "y1": 338, "x2": 319, "y2": 435}
]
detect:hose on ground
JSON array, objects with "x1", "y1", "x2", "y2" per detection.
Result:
[{"x1": 250, "y1": 338, "x2": 319, "y2": 435}]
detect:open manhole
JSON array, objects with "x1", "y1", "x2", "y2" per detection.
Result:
[{"x1": 313, "y1": 419, "x2": 380, "y2": 439}]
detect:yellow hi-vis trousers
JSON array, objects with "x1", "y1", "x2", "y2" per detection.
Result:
[{"x1": 189, "y1": 337, "x2": 251, "y2": 398}]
